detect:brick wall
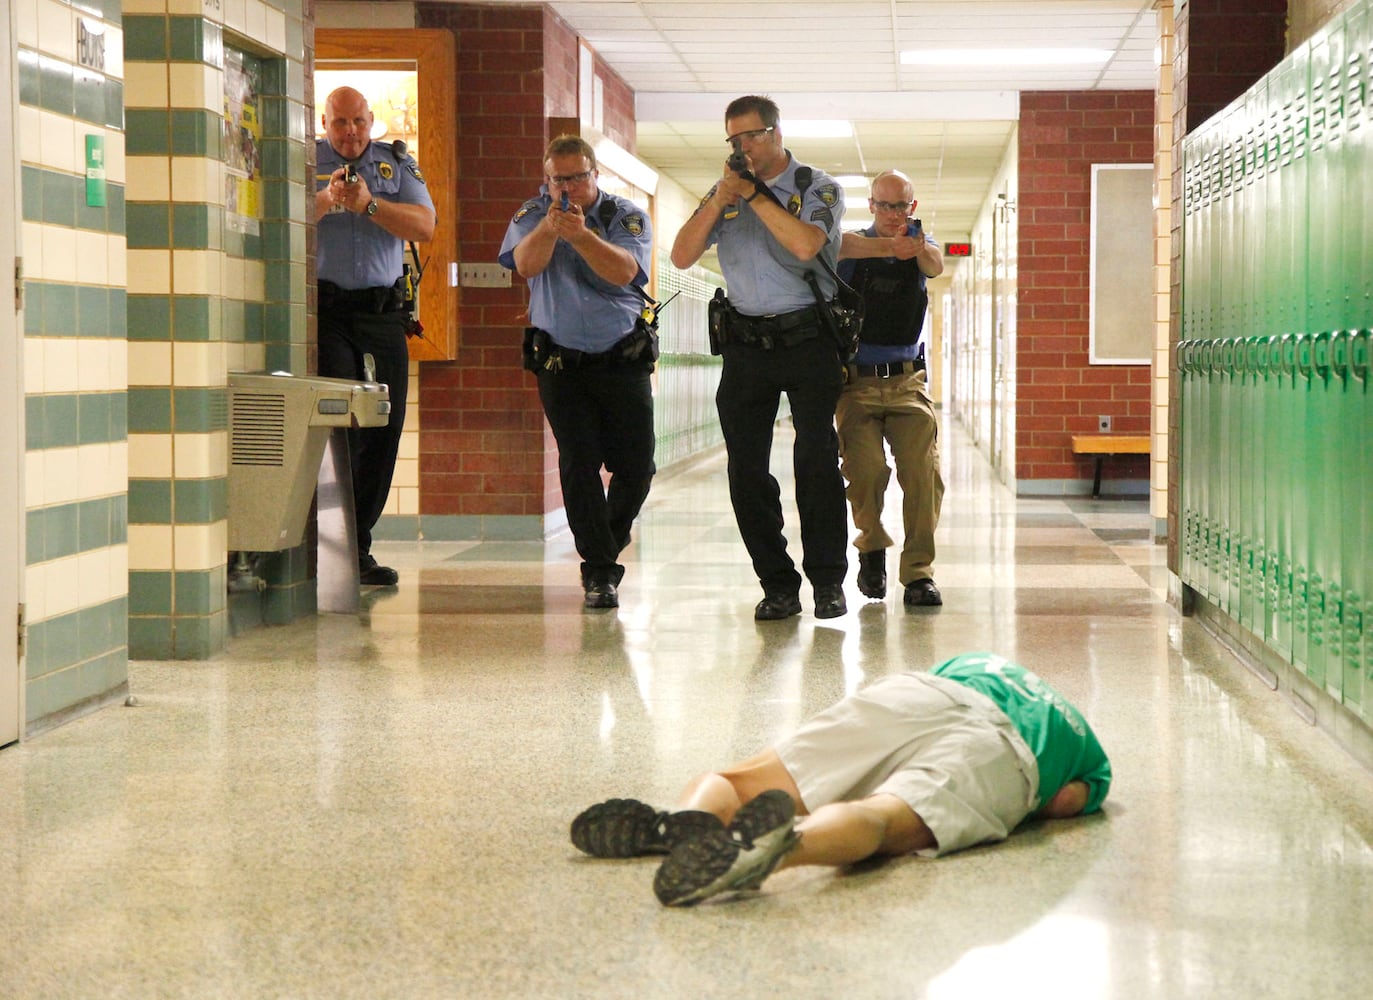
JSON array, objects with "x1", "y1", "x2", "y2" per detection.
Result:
[
  {"x1": 1017, "y1": 91, "x2": 1155, "y2": 486},
  {"x1": 413, "y1": 3, "x2": 637, "y2": 526}
]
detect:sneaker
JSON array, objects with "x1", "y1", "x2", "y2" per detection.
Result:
[
  {"x1": 653, "y1": 790, "x2": 801, "y2": 906},
  {"x1": 358, "y1": 555, "x2": 399, "y2": 587},
  {"x1": 584, "y1": 580, "x2": 619, "y2": 609},
  {"x1": 903, "y1": 578, "x2": 942, "y2": 607},
  {"x1": 570, "y1": 799, "x2": 723, "y2": 858},
  {"x1": 856, "y1": 550, "x2": 886, "y2": 599}
]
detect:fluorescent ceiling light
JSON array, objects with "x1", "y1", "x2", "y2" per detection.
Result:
[
  {"x1": 781, "y1": 119, "x2": 853, "y2": 138},
  {"x1": 901, "y1": 48, "x2": 1113, "y2": 66},
  {"x1": 834, "y1": 175, "x2": 870, "y2": 189}
]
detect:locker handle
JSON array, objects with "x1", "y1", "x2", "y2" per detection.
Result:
[
  {"x1": 1278, "y1": 335, "x2": 1297, "y2": 376},
  {"x1": 1311, "y1": 331, "x2": 1332, "y2": 379},
  {"x1": 1295, "y1": 334, "x2": 1313, "y2": 378},
  {"x1": 1244, "y1": 336, "x2": 1262, "y2": 375},
  {"x1": 1330, "y1": 330, "x2": 1351, "y2": 379},
  {"x1": 1351, "y1": 330, "x2": 1369, "y2": 382}
]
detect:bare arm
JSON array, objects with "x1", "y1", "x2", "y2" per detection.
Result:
[
  {"x1": 839, "y1": 230, "x2": 944, "y2": 277},
  {"x1": 750, "y1": 189, "x2": 827, "y2": 261},
  {"x1": 671, "y1": 184, "x2": 731, "y2": 269},
  {"x1": 325, "y1": 167, "x2": 436, "y2": 242}
]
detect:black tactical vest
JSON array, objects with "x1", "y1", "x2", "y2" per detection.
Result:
[{"x1": 847, "y1": 254, "x2": 929, "y2": 347}]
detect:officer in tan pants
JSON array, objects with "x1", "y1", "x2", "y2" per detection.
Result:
[{"x1": 836, "y1": 170, "x2": 945, "y2": 607}]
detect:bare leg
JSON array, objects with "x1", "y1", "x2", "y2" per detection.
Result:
[
  {"x1": 779, "y1": 793, "x2": 935, "y2": 869},
  {"x1": 674, "y1": 748, "x2": 803, "y2": 826}
]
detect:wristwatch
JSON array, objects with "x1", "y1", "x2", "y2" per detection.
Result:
[{"x1": 365, "y1": 199, "x2": 379, "y2": 217}]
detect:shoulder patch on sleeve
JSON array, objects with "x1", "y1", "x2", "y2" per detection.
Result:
[
  {"x1": 620, "y1": 213, "x2": 646, "y2": 237},
  {"x1": 809, "y1": 207, "x2": 835, "y2": 231},
  {"x1": 513, "y1": 198, "x2": 541, "y2": 223},
  {"x1": 406, "y1": 160, "x2": 426, "y2": 183},
  {"x1": 814, "y1": 183, "x2": 840, "y2": 207}
]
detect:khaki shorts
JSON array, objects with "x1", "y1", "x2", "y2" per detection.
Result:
[{"x1": 775, "y1": 672, "x2": 1040, "y2": 857}]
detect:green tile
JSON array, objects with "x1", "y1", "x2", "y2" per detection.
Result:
[
  {"x1": 43, "y1": 283, "x2": 77, "y2": 335},
  {"x1": 104, "y1": 80, "x2": 124, "y2": 130},
  {"x1": 78, "y1": 497, "x2": 117, "y2": 551},
  {"x1": 175, "y1": 566, "x2": 227, "y2": 615},
  {"x1": 110, "y1": 289, "x2": 128, "y2": 339},
  {"x1": 122, "y1": 16, "x2": 168, "y2": 62},
  {"x1": 45, "y1": 503, "x2": 80, "y2": 560},
  {"x1": 244, "y1": 302, "x2": 264, "y2": 343},
  {"x1": 168, "y1": 16, "x2": 203, "y2": 63},
  {"x1": 172, "y1": 203, "x2": 211, "y2": 249},
  {"x1": 221, "y1": 298, "x2": 245, "y2": 343},
  {"x1": 42, "y1": 168, "x2": 78, "y2": 228},
  {"x1": 17, "y1": 50, "x2": 40, "y2": 107},
  {"x1": 128, "y1": 570, "x2": 173, "y2": 615},
  {"x1": 77, "y1": 600, "x2": 119, "y2": 660},
  {"x1": 127, "y1": 294, "x2": 172, "y2": 341},
  {"x1": 124, "y1": 109, "x2": 169, "y2": 156},
  {"x1": 112, "y1": 493, "x2": 128, "y2": 542},
  {"x1": 26, "y1": 508, "x2": 46, "y2": 563},
  {"x1": 27, "y1": 394, "x2": 80, "y2": 450},
  {"x1": 21, "y1": 166, "x2": 42, "y2": 222},
  {"x1": 28, "y1": 614, "x2": 80, "y2": 681},
  {"x1": 78, "y1": 391, "x2": 114, "y2": 444},
  {"x1": 173, "y1": 477, "x2": 227, "y2": 524},
  {"x1": 107, "y1": 183, "x2": 126, "y2": 237},
  {"x1": 125, "y1": 202, "x2": 170, "y2": 249},
  {"x1": 23, "y1": 284, "x2": 44, "y2": 334},
  {"x1": 38, "y1": 53, "x2": 75, "y2": 117},
  {"x1": 128, "y1": 479, "x2": 171, "y2": 525},
  {"x1": 170, "y1": 109, "x2": 210, "y2": 157},
  {"x1": 77, "y1": 286, "x2": 111, "y2": 337},
  {"x1": 171, "y1": 613, "x2": 226, "y2": 659},
  {"x1": 127, "y1": 387, "x2": 172, "y2": 433},
  {"x1": 171, "y1": 296, "x2": 213, "y2": 341},
  {"x1": 171, "y1": 386, "x2": 226, "y2": 433},
  {"x1": 76, "y1": 194, "x2": 109, "y2": 234},
  {"x1": 74, "y1": 67, "x2": 105, "y2": 125},
  {"x1": 128, "y1": 615, "x2": 174, "y2": 659},
  {"x1": 204, "y1": 21, "x2": 224, "y2": 70}
]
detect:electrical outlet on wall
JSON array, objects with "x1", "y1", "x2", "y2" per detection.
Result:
[{"x1": 1098, "y1": 415, "x2": 1113, "y2": 432}]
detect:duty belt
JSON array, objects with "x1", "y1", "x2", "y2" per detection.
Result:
[
  {"x1": 847, "y1": 358, "x2": 925, "y2": 379},
  {"x1": 730, "y1": 305, "x2": 821, "y2": 349},
  {"x1": 319, "y1": 279, "x2": 406, "y2": 314}
]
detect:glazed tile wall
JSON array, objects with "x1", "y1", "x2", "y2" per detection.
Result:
[
  {"x1": 17, "y1": 0, "x2": 131, "y2": 730},
  {"x1": 121, "y1": 0, "x2": 309, "y2": 659}
]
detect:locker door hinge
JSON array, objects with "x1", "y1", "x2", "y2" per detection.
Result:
[
  {"x1": 13, "y1": 257, "x2": 22, "y2": 312},
  {"x1": 16, "y1": 604, "x2": 26, "y2": 659}
]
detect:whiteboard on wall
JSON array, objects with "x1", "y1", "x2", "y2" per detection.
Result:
[{"x1": 1089, "y1": 163, "x2": 1154, "y2": 365}]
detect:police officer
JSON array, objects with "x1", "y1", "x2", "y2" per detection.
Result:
[
  {"x1": 315, "y1": 87, "x2": 435, "y2": 587},
  {"x1": 499, "y1": 135, "x2": 656, "y2": 610},
  {"x1": 670, "y1": 96, "x2": 849, "y2": 621},
  {"x1": 837, "y1": 170, "x2": 946, "y2": 607}
]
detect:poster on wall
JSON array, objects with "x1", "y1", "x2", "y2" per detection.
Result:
[{"x1": 224, "y1": 48, "x2": 263, "y2": 236}]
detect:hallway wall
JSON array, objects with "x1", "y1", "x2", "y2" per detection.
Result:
[{"x1": 17, "y1": 0, "x2": 131, "y2": 729}]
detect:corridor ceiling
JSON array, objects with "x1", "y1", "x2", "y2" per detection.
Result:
[{"x1": 476, "y1": 0, "x2": 1161, "y2": 243}]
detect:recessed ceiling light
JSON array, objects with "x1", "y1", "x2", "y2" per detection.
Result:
[
  {"x1": 901, "y1": 48, "x2": 1113, "y2": 66},
  {"x1": 834, "y1": 175, "x2": 870, "y2": 189},
  {"x1": 781, "y1": 120, "x2": 853, "y2": 138}
]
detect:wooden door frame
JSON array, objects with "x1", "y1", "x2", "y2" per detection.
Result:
[{"x1": 315, "y1": 29, "x2": 457, "y2": 361}]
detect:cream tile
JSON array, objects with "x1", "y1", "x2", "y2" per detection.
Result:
[
  {"x1": 15, "y1": 0, "x2": 39, "y2": 49},
  {"x1": 122, "y1": 0, "x2": 169, "y2": 14},
  {"x1": 172, "y1": 521, "x2": 228, "y2": 572},
  {"x1": 127, "y1": 523, "x2": 173, "y2": 570},
  {"x1": 36, "y1": 0, "x2": 74, "y2": 62},
  {"x1": 39, "y1": 109, "x2": 77, "y2": 174},
  {"x1": 19, "y1": 106, "x2": 43, "y2": 163},
  {"x1": 107, "y1": 543, "x2": 129, "y2": 599},
  {"x1": 172, "y1": 342, "x2": 227, "y2": 388},
  {"x1": 78, "y1": 548, "x2": 115, "y2": 608},
  {"x1": 173, "y1": 250, "x2": 222, "y2": 297},
  {"x1": 37, "y1": 556, "x2": 82, "y2": 619},
  {"x1": 75, "y1": 231, "x2": 109, "y2": 285},
  {"x1": 242, "y1": 260, "x2": 265, "y2": 301},
  {"x1": 219, "y1": 0, "x2": 246, "y2": 33},
  {"x1": 41, "y1": 446, "x2": 81, "y2": 506},
  {"x1": 104, "y1": 26, "x2": 124, "y2": 80},
  {"x1": 244, "y1": 0, "x2": 267, "y2": 44},
  {"x1": 170, "y1": 156, "x2": 218, "y2": 203},
  {"x1": 127, "y1": 249, "x2": 172, "y2": 295},
  {"x1": 23, "y1": 338, "x2": 46, "y2": 395},
  {"x1": 166, "y1": 63, "x2": 206, "y2": 111},
  {"x1": 41, "y1": 225, "x2": 78, "y2": 283},
  {"x1": 172, "y1": 430, "x2": 227, "y2": 479},
  {"x1": 75, "y1": 442, "x2": 116, "y2": 499},
  {"x1": 107, "y1": 235, "x2": 128, "y2": 287},
  {"x1": 264, "y1": 7, "x2": 286, "y2": 53},
  {"x1": 128, "y1": 433, "x2": 174, "y2": 479},
  {"x1": 42, "y1": 339, "x2": 79, "y2": 393},
  {"x1": 24, "y1": 451, "x2": 47, "y2": 508},
  {"x1": 123, "y1": 63, "x2": 168, "y2": 111},
  {"x1": 129, "y1": 341, "x2": 173, "y2": 387}
]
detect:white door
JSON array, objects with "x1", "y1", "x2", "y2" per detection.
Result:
[{"x1": 1, "y1": 4, "x2": 24, "y2": 748}]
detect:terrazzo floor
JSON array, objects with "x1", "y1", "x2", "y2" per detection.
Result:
[{"x1": 2, "y1": 417, "x2": 1372, "y2": 999}]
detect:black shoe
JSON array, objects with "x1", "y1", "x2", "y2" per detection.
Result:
[
  {"x1": 754, "y1": 592, "x2": 802, "y2": 621},
  {"x1": 653, "y1": 790, "x2": 801, "y2": 906},
  {"x1": 570, "y1": 799, "x2": 724, "y2": 858},
  {"x1": 903, "y1": 578, "x2": 943, "y2": 607},
  {"x1": 857, "y1": 551, "x2": 886, "y2": 599},
  {"x1": 584, "y1": 580, "x2": 619, "y2": 609},
  {"x1": 813, "y1": 583, "x2": 847, "y2": 619},
  {"x1": 358, "y1": 556, "x2": 398, "y2": 587}
]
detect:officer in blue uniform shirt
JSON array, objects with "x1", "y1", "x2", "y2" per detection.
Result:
[
  {"x1": 315, "y1": 87, "x2": 435, "y2": 587},
  {"x1": 671, "y1": 95, "x2": 849, "y2": 622},
  {"x1": 499, "y1": 135, "x2": 655, "y2": 610},
  {"x1": 837, "y1": 169, "x2": 946, "y2": 609}
]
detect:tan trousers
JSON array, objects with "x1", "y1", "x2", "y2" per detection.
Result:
[{"x1": 835, "y1": 369, "x2": 944, "y2": 584}]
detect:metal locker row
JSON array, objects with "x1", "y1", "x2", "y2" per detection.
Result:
[{"x1": 1178, "y1": 0, "x2": 1372, "y2": 721}]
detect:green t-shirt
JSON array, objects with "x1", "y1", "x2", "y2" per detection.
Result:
[{"x1": 931, "y1": 652, "x2": 1112, "y2": 814}]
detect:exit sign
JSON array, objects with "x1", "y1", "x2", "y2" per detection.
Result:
[{"x1": 945, "y1": 242, "x2": 972, "y2": 257}]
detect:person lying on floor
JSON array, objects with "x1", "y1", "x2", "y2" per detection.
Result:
[{"x1": 570, "y1": 651, "x2": 1112, "y2": 906}]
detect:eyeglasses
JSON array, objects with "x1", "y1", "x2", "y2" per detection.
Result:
[
  {"x1": 548, "y1": 170, "x2": 594, "y2": 187},
  {"x1": 870, "y1": 200, "x2": 913, "y2": 213},
  {"x1": 724, "y1": 126, "x2": 775, "y2": 147}
]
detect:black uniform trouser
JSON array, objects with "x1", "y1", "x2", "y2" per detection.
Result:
[
  {"x1": 716, "y1": 333, "x2": 848, "y2": 595},
  {"x1": 536, "y1": 360, "x2": 656, "y2": 586},
  {"x1": 317, "y1": 306, "x2": 410, "y2": 560}
]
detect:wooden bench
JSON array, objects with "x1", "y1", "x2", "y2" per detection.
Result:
[{"x1": 1070, "y1": 435, "x2": 1150, "y2": 498}]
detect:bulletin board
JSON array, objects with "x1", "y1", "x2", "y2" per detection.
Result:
[{"x1": 1089, "y1": 163, "x2": 1154, "y2": 365}]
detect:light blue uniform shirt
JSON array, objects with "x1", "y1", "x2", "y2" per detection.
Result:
[
  {"x1": 839, "y1": 220, "x2": 941, "y2": 365},
  {"x1": 499, "y1": 189, "x2": 652, "y2": 353},
  {"x1": 316, "y1": 139, "x2": 435, "y2": 290},
  {"x1": 703, "y1": 153, "x2": 844, "y2": 316}
]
